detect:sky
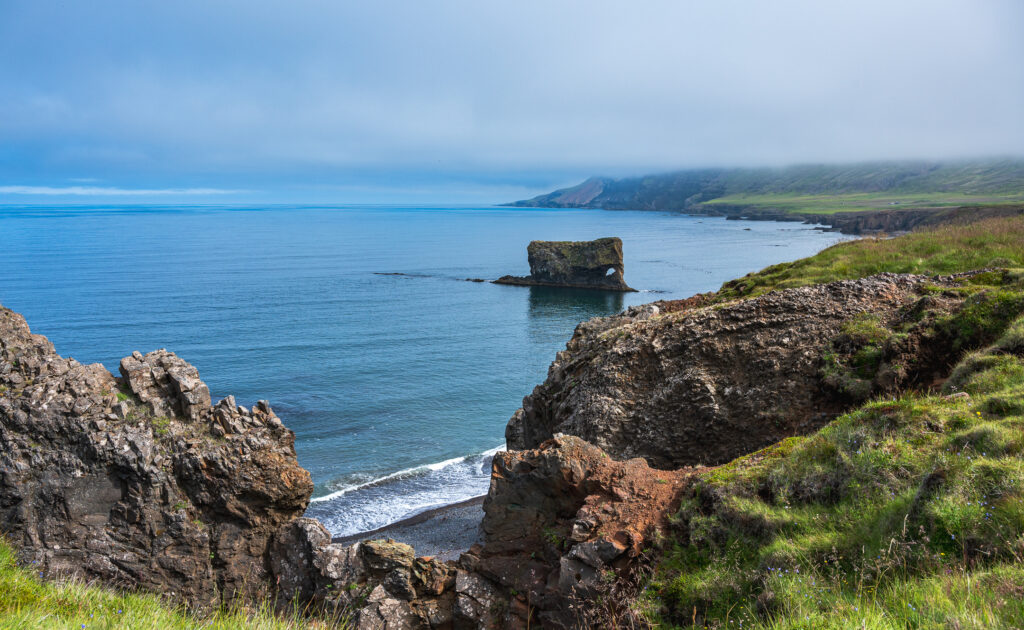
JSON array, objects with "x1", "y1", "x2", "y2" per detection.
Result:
[{"x1": 1, "y1": 0, "x2": 1023, "y2": 204}]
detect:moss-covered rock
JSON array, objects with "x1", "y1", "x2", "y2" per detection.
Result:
[{"x1": 494, "y1": 237, "x2": 636, "y2": 291}]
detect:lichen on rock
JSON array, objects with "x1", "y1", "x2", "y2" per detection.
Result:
[{"x1": 494, "y1": 237, "x2": 636, "y2": 291}]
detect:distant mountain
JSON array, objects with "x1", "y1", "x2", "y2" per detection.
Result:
[{"x1": 505, "y1": 159, "x2": 1024, "y2": 212}]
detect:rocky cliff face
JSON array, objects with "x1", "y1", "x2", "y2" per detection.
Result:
[
  {"x1": 495, "y1": 238, "x2": 636, "y2": 291},
  {"x1": 506, "y1": 273, "x2": 981, "y2": 469},
  {"x1": 0, "y1": 306, "x2": 312, "y2": 606},
  {"x1": 0, "y1": 303, "x2": 685, "y2": 628},
  {"x1": 477, "y1": 435, "x2": 690, "y2": 627},
  {"x1": 268, "y1": 435, "x2": 689, "y2": 629}
]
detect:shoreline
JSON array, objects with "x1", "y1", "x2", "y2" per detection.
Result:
[
  {"x1": 331, "y1": 495, "x2": 486, "y2": 561},
  {"x1": 498, "y1": 202, "x2": 1024, "y2": 236}
]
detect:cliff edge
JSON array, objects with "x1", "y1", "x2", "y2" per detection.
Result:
[{"x1": 507, "y1": 271, "x2": 1007, "y2": 468}]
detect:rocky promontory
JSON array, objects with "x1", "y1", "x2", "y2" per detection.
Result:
[
  {"x1": 494, "y1": 238, "x2": 636, "y2": 291},
  {"x1": 507, "y1": 272, "x2": 992, "y2": 468}
]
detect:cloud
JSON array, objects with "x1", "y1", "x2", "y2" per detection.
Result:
[
  {"x1": 0, "y1": 0, "x2": 1022, "y2": 200},
  {"x1": 0, "y1": 186, "x2": 247, "y2": 196}
]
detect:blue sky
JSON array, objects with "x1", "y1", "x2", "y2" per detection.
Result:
[{"x1": 2, "y1": 1, "x2": 1023, "y2": 204}]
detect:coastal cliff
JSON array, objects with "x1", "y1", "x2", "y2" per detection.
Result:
[
  {"x1": 1, "y1": 216, "x2": 1022, "y2": 628},
  {"x1": 506, "y1": 161, "x2": 1024, "y2": 235},
  {"x1": 0, "y1": 304, "x2": 680, "y2": 628},
  {"x1": 506, "y1": 272, "x2": 984, "y2": 467},
  {"x1": 0, "y1": 307, "x2": 313, "y2": 606}
]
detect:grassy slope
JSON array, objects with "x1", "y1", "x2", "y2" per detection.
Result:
[
  {"x1": 646, "y1": 217, "x2": 1024, "y2": 629},
  {"x1": 715, "y1": 216, "x2": 1024, "y2": 302},
  {"x1": 512, "y1": 159, "x2": 1024, "y2": 215},
  {"x1": 0, "y1": 543, "x2": 349, "y2": 629},
  {"x1": 702, "y1": 161, "x2": 1024, "y2": 215},
  {"x1": 701, "y1": 192, "x2": 1024, "y2": 215}
]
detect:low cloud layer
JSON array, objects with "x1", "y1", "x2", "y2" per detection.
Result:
[
  {"x1": 2, "y1": 1, "x2": 1022, "y2": 201},
  {"x1": 0, "y1": 186, "x2": 245, "y2": 196}
]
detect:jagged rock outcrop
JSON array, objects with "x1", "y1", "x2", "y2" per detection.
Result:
[
  {"x1": 506, "y1": 273, "x2": 982, "y2": 468},
  {"x1": 0, "y1": 302, "x2": 688, "y2": 628},
  {"x1": 0, "y1": 306, "x2": 313, "y2": 606},
  {"x1": 119, "y1": 349, "x2": 211, "y2": 421},
  {"x1": 22, "y1": 265, "x2": 999, "y2": 627},
  {"x1": 494, "y1": 238, "x2": 636, "y2": 291},
  {"x1": 3, "y1": 266, "x2": 1004, "y2": 627},
  {"x1": 266, "y1": 435, "x2": 690, "y2": 629},
  {"x1": 477, "y1": 435, "x2": 690, "y2": 628}
]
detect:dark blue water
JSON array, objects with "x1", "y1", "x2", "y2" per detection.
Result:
[{"x1": 0, "y1": 205, "x2": 851, "y2": 534}]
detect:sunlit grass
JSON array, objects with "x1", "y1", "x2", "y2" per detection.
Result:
[
  {"x1": 701, "y1": 191, "x2": 1024, "y2": 215},
  {"x1": 0, "y1": 541, "x2": 343, "y2": 629},
  {"x1": 714, "y1": 216, "x2": 1024, "y2": 302},
  {"x1": 647, "y1": 222, "x2": 1024, "y2": 627},
  {"x1": 647, "y1": 303, "x2": 1024, "y2": 627}
]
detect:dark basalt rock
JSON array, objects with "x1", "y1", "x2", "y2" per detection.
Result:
[
  {"x1": 494, "y1": 237, "x2": 636, "y2": 291},
  {"x1": 0, "y1": 306, "x2": 313, "y2": 607}
]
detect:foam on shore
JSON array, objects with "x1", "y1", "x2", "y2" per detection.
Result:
[{"x1": 305, "y1": 445, "x2": 503, "y2": 536}]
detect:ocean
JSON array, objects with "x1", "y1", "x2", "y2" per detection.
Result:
[{"x1": 0, "y1": 204, "x2": 851, "y2": 535}]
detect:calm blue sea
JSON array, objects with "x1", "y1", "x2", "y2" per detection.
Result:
[{"x1": 0, "y1": 205, "x2": 851, "y2": 534}]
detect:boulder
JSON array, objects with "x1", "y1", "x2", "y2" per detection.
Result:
[
  {"x1": 494, "y1": 238, "x2": 635, "y2": 291},
  {"x1": 356, "y1": 585, "x2": 420, "y2": 630}
]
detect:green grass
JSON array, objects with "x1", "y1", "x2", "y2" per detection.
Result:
[
  {"x1": 820, "y1": 313, "x2": 898, "y2": 400},
  {"x1": 701, "y1": 192, "x2": 1024, "y2": 215},
  {"x1": 646, "y1": 254, "x2": 1024, "y2": 627},
  {"x1": 648, "y1": 356, "x2": 1024, "y2": 627},
  {"x1": 514, "y1": 159, "x2": 1024, "y2": 213},
  {"x1": 0, "y1": 540, "x2": 341, "y2": 629},
  {"x1": 715, "y1": 216, "x2": 1024, "y2": 302}
]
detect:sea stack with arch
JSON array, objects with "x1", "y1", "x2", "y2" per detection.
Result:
[{"x1": 494, "y1": 237, "x2": 637, "y2": 291}]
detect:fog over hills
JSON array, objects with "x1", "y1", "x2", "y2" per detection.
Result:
[{"x1": 507, "y1": 159, "x2": 1024, "y2": 211}]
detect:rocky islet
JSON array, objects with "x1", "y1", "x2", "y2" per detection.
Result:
[{"x1": 494, "y1": 237, "x2": 636, "y2": 291}]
